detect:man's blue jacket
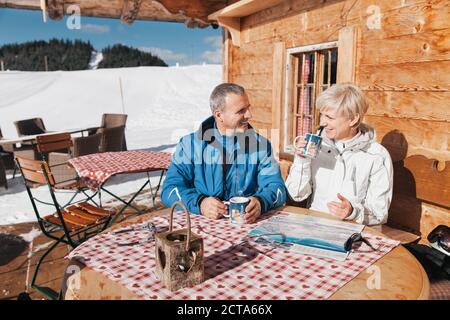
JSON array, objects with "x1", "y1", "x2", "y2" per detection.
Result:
[{"x1": 161, "y1": 116, "x2": 287, "y2": 214}]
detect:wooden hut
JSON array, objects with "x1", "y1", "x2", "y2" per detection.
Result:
[
  {"x1": 3, "y1": 0, "x2": 448, "y2": 241},
  {"x1": 207, "y1": 0, "x2": 450, "y2": 242}
]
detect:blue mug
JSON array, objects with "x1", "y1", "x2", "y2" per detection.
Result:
[
  {"x1": 294, "y1": 133, "x2": 323, "y2": 159},
  {"x1": 223, "y1": 197, "x2": 249, "y2": 224}
]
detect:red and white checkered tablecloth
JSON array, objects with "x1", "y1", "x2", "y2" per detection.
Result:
[
  {"x1": 67, "y1": 211, "x2": 400, "y2": 300},
  {"x1": 68, "y1": 150, "x2": 172, "y2": 190}
]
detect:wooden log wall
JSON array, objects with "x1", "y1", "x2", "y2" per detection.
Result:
[{"x1": 226, "y1": 0, "x2": 449, "y2": 165}]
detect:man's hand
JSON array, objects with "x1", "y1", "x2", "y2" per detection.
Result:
[
  {"x1": 200, "y1": 197, "x2": 228, "y2": 220},
  {"x1": 327, "y1": 193, "x2": 353, "y2": 219},
  {"x1": 245, "y1": 197, "x2": 262, "y2": 224}
]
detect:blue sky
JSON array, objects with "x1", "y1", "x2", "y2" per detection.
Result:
[{"x1": 0, "y1": 8, "x2": 223, "y2": 66}]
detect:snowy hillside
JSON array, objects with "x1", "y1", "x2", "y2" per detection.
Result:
[{"x1": 0, "y1": 65, "x2": 222, "y2": 225}]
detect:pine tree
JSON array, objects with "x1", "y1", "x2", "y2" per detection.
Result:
[
  {"x1": 0, "y1": 38, "x2": 93, "y2": 71},
  {"x1": 0, "y1": 40, "x2": 168, "y2": 71},
  {"x1": 98, "y1": 44, "x2": 167, "y2": 68}
]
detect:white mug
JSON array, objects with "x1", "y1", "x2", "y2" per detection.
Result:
[{"x1": 223, "y1": 196, "x2": 249, "y2": 224}]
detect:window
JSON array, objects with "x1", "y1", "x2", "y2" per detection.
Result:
[{"x1": 283, "y1": 42, "x2": 338, "y2": 153}]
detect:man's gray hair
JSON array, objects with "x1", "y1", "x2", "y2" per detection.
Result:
[{"x1": 209, "y1": 83, "x2": 245, "y2": 113}]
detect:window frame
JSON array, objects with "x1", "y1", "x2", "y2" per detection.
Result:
[{"x1": 282, "y1": 41, "x2": 338, "y2": 155}]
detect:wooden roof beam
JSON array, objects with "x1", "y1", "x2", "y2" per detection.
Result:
[
  {"x1": 120, "y1": 0, "x2": 142, "y2": 25},
  {"x1": 0, "y1": 0, "x2": 228, "y2": 27},
  {"x1": 0, "y1": 0, "x2": 40, "y2": 10},
  {"x1": 208, "y1": 0, "x2": 285, "y2": 47},
  {"x1": 47, "y1": 0, "x2": 64, "y2": 20}
]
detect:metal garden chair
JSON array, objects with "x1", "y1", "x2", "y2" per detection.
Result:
[{"x1": 16, "y1": 156, "x2": 115, "y2": 300}]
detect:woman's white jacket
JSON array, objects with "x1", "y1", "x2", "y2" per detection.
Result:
[{"x1": 285, "y1": 124, "x2": 393, "y2": 225}]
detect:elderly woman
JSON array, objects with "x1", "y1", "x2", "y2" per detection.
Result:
[{"x1": 285, "y1": 83, "x2": 393, "y2": 225}]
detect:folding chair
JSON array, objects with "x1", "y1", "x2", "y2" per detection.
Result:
[
  {"x1": 16, "y1": 156, "x2": 115, "y2": 300},
  {"x1": 36, "y1": 132, "x2": 74, "y2": 181},
  {"x1": 36, "y1": 133, "x2": 98, "y2": 207}
]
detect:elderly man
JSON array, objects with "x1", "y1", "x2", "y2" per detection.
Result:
[{"x1": 161, "y1": 83, "x2": 286, "y2": 223}]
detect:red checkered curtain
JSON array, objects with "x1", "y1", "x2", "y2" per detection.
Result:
[{"x1": 296, "y1": 56, "x2": 312, "y2": 136}]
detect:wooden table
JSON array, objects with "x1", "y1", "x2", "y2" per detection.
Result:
[
  {"x1": 68, "y1": 151, "x2": 172, "y2": 224},
  {"x1": 62, "y1": 206, "x2": 430, "y2": 300}
]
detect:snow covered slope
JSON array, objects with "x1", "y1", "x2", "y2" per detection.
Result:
[{"x1": 0, "y1": 64, "x2": 221, "y2": 150}]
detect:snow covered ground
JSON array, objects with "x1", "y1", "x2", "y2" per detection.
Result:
[{"x1": 0, "y1": 64, "x2": 222, "y2": 225}]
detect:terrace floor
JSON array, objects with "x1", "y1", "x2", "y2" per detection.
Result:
[{"x1": 0, "y1": 191, "x2": 165, "y2": 300}]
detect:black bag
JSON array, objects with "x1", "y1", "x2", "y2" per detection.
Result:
[
  {"x1": 405, "y1": 225, "x2": 450, "y2": 281},
  {"x1": 427, "y1": 225, "x2": 450, "y2": 256}
]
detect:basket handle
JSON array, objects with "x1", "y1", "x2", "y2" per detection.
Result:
[{"x1": 169, "y1": 201, "x2": 191, "y2": 251}]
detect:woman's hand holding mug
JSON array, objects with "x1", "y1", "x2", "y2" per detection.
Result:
[
  {"x1": 294, "y1": 133, "x2": 321, "y2": 159},
  {"x1": 294, "y1": 135, "x2": 307, "y2": 157}
]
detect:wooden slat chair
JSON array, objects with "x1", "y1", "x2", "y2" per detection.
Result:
[
  {"x1": 36, "y1": 132, "x2": 75, "y2": 181},
  {"x1": 35, "y1": 133, "x2": 98, "y2": 206},
  {"x1": 16, "y1": 156, "x2": 115, "y2": 300}
]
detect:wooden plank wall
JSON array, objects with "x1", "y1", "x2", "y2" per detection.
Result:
[{"x1": 226, "y1": 0, "x2": 449, "y2": 164}]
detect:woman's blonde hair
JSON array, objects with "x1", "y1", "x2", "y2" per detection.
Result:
[{"x1": 316, "y1": 83, "x2": 369, "y2": 126}]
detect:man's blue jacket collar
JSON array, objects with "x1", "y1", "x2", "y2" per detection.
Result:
[{"x1": 195, "y1": 116, "x2": 255, "y2": 149}]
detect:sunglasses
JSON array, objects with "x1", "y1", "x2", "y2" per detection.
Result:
[
  {"x1": 344, "y1": 233, "x2": 379, "y2": 252},
  {"x1": 116, "y1": 222, "x2": 157, "y2": 246},
  {"x1": 427, "y1": 225, "x2": 450, "y2": 253},
  {"x1": 238, "y1": 233, "x2": 290, "y2": 253}
]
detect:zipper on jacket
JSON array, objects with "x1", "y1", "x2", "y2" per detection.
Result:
[
  {"x1": 222, "y1": 135, "x2": 251, "y2": 199},
  {"x1": 221, "y1": 142, "x2": 227, "y2": 199}
]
